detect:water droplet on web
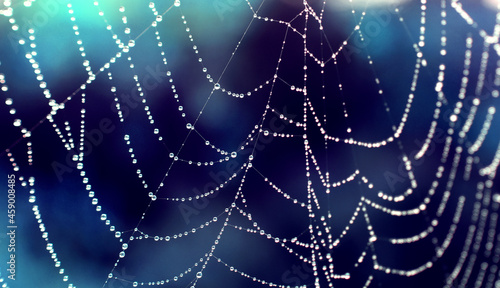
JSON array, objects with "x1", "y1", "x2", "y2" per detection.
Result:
[
  {"x1": 196, "y1": 271, "x2": 202, "y2": 278},
  {"x1": 231, "y1": 152, "x2": 237, "y2": 158},
  {"x1": 119, "y1": 251, "x2": 125, "y2": 258},
  {"x1": 186, "y1": 123, "x2": 192, "y2": 129},
  {"x1": 156, "y1": 15, "x2": 162, "y2": 22},
  {"x1": 13, "y1": 119, "x2": 21, "y2": 127},
  {"x1": 174, "y1": 0, "x2": 181, "y2": 7},
  {"x1": 214, "y1": 83, "x2": 220, "y2": 90},
  {"x1": 122, "y1": 243, "x2": 128, "y2": 250},
  {"x1": 5, "y1": 98, "x2": 12, "y2": 105}
]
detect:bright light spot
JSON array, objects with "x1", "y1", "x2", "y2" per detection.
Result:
[
  {"x1": 483, "y1": 0, "x2": 500, "y2": 10},
  {"x1": 329, "y1": 0, "x2": 410, "y2": 10},
  {"x1": 1, "y1": 8, "x2": 13, "y2": 17}
]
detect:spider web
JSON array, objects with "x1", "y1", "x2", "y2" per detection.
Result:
[{"x1": 0, "y1": 0, "x2": 500, "y2": 288}]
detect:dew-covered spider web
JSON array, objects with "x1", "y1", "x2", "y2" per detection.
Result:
[{"x1": 1, "y1": 0, "x2": 500, "y2": 287}]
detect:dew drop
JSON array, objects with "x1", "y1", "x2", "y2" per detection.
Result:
[
  {"x1": 231, "y1": 152, "x2": 237, "y2": 158},
  {"x1": 196, "y1": 271, "x2": 202, "y2": 278}
]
